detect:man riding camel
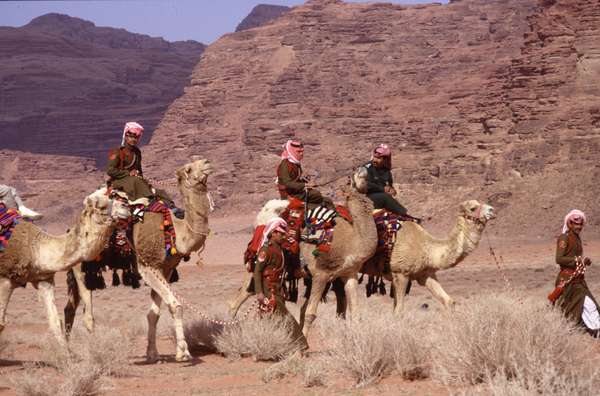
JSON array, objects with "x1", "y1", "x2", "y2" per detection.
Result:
[
  {"x1": 253, "y1": 217, "x2": 308, "y2": 351},
  {"x1": 550, "y1": 209, "x2": 600, "y2": 337},
  {"x1": 106, "y1": 121, "x2": 183, "y2": 218},
  {"x1": 363, "y1": 144, "x2": 421, "y2": 223},
  {"x1": 277, "y1": 139, "x2": 333, "y2": 209},
  {"x1": 0, "y1": 184, "x2": 43, "y2": 220}
]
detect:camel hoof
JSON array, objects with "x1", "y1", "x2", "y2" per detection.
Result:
[
  {"x1": 146, "y1": 351, "x2": 160, "y2": 364},
  {"x1": 176, "y1": 351, "x2": 192, "y2": 362}
]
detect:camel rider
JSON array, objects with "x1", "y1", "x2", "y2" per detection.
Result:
[
  {"x1": 277, "y1": 139, "x2": 333, "y2": 209},
  {"x1": 550, "y1": 209, "x2": 600, "y2": 337},
  {"x1": 254, "y1": 217, "x2": 308, "y2": 350},
  {"x1": 0, "y1": 184, "x2": 43, "y2": 220},
  {"x1": 106, "y1": 122, "x2": 183, "y2": 218},
  {"x1": 364, "y1": 144, "x2": 421, "y2": 223}
]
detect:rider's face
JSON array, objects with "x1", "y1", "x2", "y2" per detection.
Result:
[
  {"x1": 372, "y1": 156, "x2": 384, "y2": 167},
  {"x1": 125, "y1": 133, "x2": 140, "y2": 146},
  {"x1": 569, "y1": 220, "x2": 584, "y2": 234}
]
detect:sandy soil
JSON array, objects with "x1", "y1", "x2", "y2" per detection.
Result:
[{"x1": 1, "y1": 214, "x2": 599, "y2": 395}]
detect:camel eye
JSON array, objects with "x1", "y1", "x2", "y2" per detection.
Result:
[{"x1": 470, "y1": 207, "x2": 476, "y2": 212}]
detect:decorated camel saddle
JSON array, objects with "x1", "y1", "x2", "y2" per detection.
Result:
[
  {"x1": 80, "y1": 189, "x2": 182, "y2": 290},
  {"x1": 360, "y1": 209, "x2": 417, "y2": 297},
  {"x1": 0, "y1": 203, "x2": 21, "y2": 253},
  {"x1": 243, "y1": 197, "x2": 352, "y2": 302}
]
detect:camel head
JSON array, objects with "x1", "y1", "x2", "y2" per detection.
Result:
[
  {"x1": 176, "y1": 159, "x2": 213, "y2": 192},
  {"x1": 458, "y1": 200, "x2": 495, "y2": 226},
  {"x1": 69, "y1": 190, "x2": 118, "y2": 261},
  {"x1": 351, "y1": 165, "x2": 369, "y2": 194}
]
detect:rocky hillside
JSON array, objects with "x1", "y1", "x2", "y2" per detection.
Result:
[
  {"x1": 0, "y1": 13, "x2": 205, "y2": 163},
  {"x1": 236, "y1": 4, "x2": 291, "y2": 32},
  {"x1": 144, "y1": 0, "x2": 600, "y2": 237}
]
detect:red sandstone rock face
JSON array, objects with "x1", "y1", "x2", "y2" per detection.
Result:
[
  {"x1": 0, "y1": 13, "x2": 205, "y2": 163},
  {"x1": 236, "y1": 4, "x2": 291, "y2": 32},
  {"x1": 144, "y1": 0, "x2": 600, "y2": 236}
]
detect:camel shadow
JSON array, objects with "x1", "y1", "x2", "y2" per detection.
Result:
[
  {"x1": 132, "y1": 354, "x2": 204, "y2": 367},
  {"x1": 0, "y1": 358, "x2": 34, "y2": 368}
]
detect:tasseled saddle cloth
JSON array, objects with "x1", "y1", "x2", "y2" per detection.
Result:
[{"x1": 0, "y1": 203, "x2": 21, "y2": 252}]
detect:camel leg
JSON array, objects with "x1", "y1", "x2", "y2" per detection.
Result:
[
  {"x1": 0, "y1": 277, "x2": 15, "y2": 335},
  {"x1": 301, "y1": 274, "x2": 327, "y2": 339},
  {"x1": 146, "y1": 289, "x2": 163, "y2": 363},
  {"x1": 420, "y1": 274, "x2": 455, "y2": 308},
  {"x1": 137, "y1": 265, "x2": 191, "y2": 362},
  {"x1": 36, "y1": 280, "x2": 66, "y2": 343},
  {"x1": 332, "y1": 278, "x2": 347, "y2": 319},
  {"x1": 64, "y1": 267, "x2": 95, "y2": 334},
  {"x1": 392, "y1": 272, "x2": 409, "y2": 315},
  {"x1": 227, "y1": 274, "x2": 252, "y2": 318},
  {"x1": 342, "y1": 275, "x2": 359, "y2": 321}
]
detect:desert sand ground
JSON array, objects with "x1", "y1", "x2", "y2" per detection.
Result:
[{"x1": 1, "y1": 213, "x2": 599, "y2": 395}]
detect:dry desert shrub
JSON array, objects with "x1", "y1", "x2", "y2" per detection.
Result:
[
  {"x1": 11, "y1": 362, "x2": 109, "y2": 396},
  {"x1": 317, "y1": 305, "x2": 431, "y2": 388},
  {"x1": 430, "y1": 292, "x2": 599, "y2": 392},
  {"x1": 182, "y1": 317, "x2": 224, "y2": 353},
  {"x1": 464, "y1": 363, "x2": 599, "y2": 396},
  {"x1": 262, "y1": 353, "x2": 327, "y2": 387},
  {"x1": 41, "y1": 326, "x2": 132, "y2": 377},
  {"x1": 214, "y1": 314, "x2": 302, "y2": 361}
]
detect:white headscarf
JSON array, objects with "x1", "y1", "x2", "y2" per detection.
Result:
[{"x1": 562, "y1": 209, "x2": 586, "y2": 234}]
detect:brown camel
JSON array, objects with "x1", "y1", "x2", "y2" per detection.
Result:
[
  {"x1": 0, "y1": 190, "x2": 123, "y2": 342},
  {"x1": 299, "y1": 167, "x2": 378, "y2": 338},
  {"x1": 64, "y1": 159, "x2": 213, "y2": 362}
]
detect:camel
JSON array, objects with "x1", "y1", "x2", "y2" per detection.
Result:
[
  {"x1": 228, "y1": 167, "x2": 378, "y2": 340},
  {"x1": 384, "y1": 199, "x2": 495, "y2": 314},
  {"x1": 64, "y1": 159, "x2": 213, "y2": 363},
  {"x1": 0, "y1": 189, "x2": 125, "y2": 342}
]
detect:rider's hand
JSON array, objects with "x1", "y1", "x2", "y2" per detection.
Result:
[
  {"x1": 306, "y1": 180, "x2": 317, "y2": 189},
  {"x1": 129, "y1": 169, "x2": 139, "y2": 177},
  {"x1": 256, "y1": 293, "x2": 265, "y2": 303},
  {"x1": 384, "y1": 186, "x2": 397, "y2": 196},
  {"x1": 584, "y1": 257, "x2": 592, "y2": 266}
]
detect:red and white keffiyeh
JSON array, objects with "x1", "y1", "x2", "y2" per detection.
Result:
[{"x1": 562, "y1": 209, "x2": 586, "y2": 234}]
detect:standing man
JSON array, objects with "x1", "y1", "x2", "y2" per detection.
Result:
[
  {"x1": 254, "y1": 217, "x2": 309, "y2": 351},
  {"x1": 107, "y1": 121, "x2": 182, "y2": 217},
  {"x1": 0, "y1": 184, "x2": 43, "y2": 220},
  {"x1": 276, "y1": 139, "x2": 333, "y2": 209},
  {"x1": 364, "y1": 144, "x2": 420, "y2": 222},
  {"x1": 551, "y1": 209, "x2": 600, "y2": 336}
]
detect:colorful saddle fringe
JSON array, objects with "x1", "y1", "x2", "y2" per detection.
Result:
[
  {"x1": 144, "y1": 200, "x2": 178, "y2": 257},
  {"x1": 0, "y1": 203, "x2": 21, "y2": 252},
  {"x1": 373, "y1": 210, "x2": 402, "y2": 257}
]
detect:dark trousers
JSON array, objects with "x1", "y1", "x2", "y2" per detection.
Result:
[{"x1": 367, "y1": 192, "x2": 407, "y2": 215}]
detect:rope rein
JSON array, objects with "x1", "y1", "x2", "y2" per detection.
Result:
[{"x1": 130, "y1": 240, "x2": 256, "y2": 327}]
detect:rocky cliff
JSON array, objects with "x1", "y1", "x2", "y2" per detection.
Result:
[
  {"x1": 144, "y1": 0, "x2": 600, "y2": 236},
  {"x1": 0, "y1": 13, "x2": 205, "y2": 163},
  {"x1": 236, "y1": 4, "x2": 291, "y2": 32}
]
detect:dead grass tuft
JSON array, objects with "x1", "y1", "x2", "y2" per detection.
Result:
[
  {"x1": 262, "y1": 353, "x2": 327, "y2": 387},
  {"x1": 41, "y1": 326, "x2": 132, "y2": 377},
  {"x1": 430, "y1": 292, "x2": 600, "y2": 393},
  {"x1": 214, "y1": 314, "x2": 301, "y2": 361},
  {"x1": 11, "y1": 362, "x2": 110, "y2": 396},
  {"x1": 183, "y1": 317, "x2": 224, "y2": 353},
  {"x1": 317, "y1": 305, "x2": 431, "y2": 388}
]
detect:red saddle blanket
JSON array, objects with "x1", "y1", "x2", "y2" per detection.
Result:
[{"x1": 0, "y1": 203, "x2": 21, "y2": 252}]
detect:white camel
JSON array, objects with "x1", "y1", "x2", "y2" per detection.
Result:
[{"x1": 0, "y1": 190, "x2": 126, "y2": 342}]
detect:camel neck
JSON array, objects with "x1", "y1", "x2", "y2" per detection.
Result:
[
  {"x1": 434, "y1": 217, "x2": 482, "y2": 270},
  {"x1": 173, "y1": 184, "x2": 209, "y2": 254}
]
